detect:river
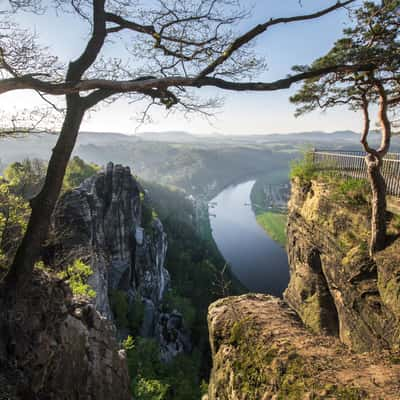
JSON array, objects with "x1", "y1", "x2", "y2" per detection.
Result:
[{"x1": 209, "y1": 180, "x2": 289, "y2": 296}]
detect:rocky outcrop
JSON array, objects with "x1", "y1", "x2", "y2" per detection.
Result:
[
  {"x1": 158, "y1": 311, "x2": 192, "y2": 362},
  {"x1": 53, "y1": 163, "x2": 167, "y2": 315},
  {"x1": 9, "y1": 269, "x2": 131, "y2": 400},
  {"x1": 52, "y1": 162, "x2": 189, "y2": 358},
  {"x1": 207, "y1": 294, "x2": 400, "y2": 400},
  {"x1": 284, "y1": 178, "x2": 400, "y2": 352}
]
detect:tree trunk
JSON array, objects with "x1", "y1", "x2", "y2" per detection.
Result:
[
  {"x1": 4, "y1": 95, "x2": 85, "y2": 290},
  {"x1": 365, "y1": 154, "x2": 387, "y2": 254}
]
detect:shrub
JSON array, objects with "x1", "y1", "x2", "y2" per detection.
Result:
[
  {"x1": 58, "y1": 259, "x2": 96, "y2": 298},
  {"x1": 123, "y1": 336, "x2": 202, "y2": 400},
  {"x1": 63, "y1": 156, "x2": 100, "y2": 191},
  {"x1": 134, "y1": 378, "x2": 169, "y2": 400},
  {"x1": 111, "y1": 291, "x2": 145, "y2": 333},
  {"x1": 110, "y1": 290, "x2": 129, "y2": 328},
  {"x1": 290, "y1": 151, "x2": 317, "y2": 181},
  {"x1": 0, "y1": 181, "x2": 30, "y2": 275},
  {"x1": 128, "y1": 295, "x2": 145, "y2": 335},
  {"x1": 334, "y1": 177, "x2": 369, "y2": 206}
]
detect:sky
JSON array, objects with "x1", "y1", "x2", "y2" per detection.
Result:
[{"x1": 1, "y1": 0, "x2": 370, "y2": 135}]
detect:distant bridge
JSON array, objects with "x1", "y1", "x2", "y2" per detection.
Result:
[{"x1": 311, "y1": 149, "x2": 400, "y2": 197}]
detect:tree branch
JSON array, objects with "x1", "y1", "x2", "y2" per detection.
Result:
[
  {"x1": 196, "y1": 0, "x2": 356, "y2": 78},
  {"x1": 67, "y1": 0, "x2": 107, "y2": 82},
  {"x1": 0, "y1": 63, "x2": 375, "y2": 96}
]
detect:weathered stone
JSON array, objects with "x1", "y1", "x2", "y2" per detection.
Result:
[
  {"x1": 157, "y1": 311, "x2": 192, "y2": 362},
  {"x1": 53, "y1": 162, "x2": 189, "y2": 359},
  {"x1": 207, "y1": 294, "x2": 400, "y2": 400},
  {"x1": 284, "y1": 177, "x2": 400, "y2": 351},
  {"x1": 12, "y1": 270, "x2": 131, "y2": 400}
]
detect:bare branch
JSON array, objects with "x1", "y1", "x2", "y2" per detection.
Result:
[
  {"x1": 0, "y1": 63, "x2": 375, "y2": 97},
  {"x1": 196, "y1": 0, "x2": 356, "y2": 78}
]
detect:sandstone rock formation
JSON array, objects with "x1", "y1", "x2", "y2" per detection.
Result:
[
  {"x1": 284, "y1": 178, "x2": 400, "y2": 351},
  {"x1": 207, "y1": 294, "x2": 400, "y2": 400},
  {"x1": 9, "y1": 269, "x2": 131, "y2": 400},
  {"x1": 53, "y1": 162, "x2": 189, "y2": 358}
]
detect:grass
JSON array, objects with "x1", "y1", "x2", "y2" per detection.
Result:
[
  {"x1": 256, "y1": 211, "x2": 287, "y2": 246},
  {"x1": 289, "y1": 151, "x2": 317, "y2": 182}
]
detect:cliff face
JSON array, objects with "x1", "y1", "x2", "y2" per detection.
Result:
[
  {"x1": 1, "y1": 163, "x2": 192, "y2": 399},
  {"x1": 207, "y1": 294, "x2": 400, "y2": 400},
  {"x1": 285, "y1": 178, "x2": 400, "y2": 352},
  {"x1": 7, "y1": 269, "x2": 131, "y2": 400},
  {"x1": 206, "y1": 177, "x2": 400, "y2": 399},
  {"x1": 53, "y1": 163, "x2": 168, "y2": 317},
  {"x1": 53, "y1": 162, "x2": 189, "y2": 359}
]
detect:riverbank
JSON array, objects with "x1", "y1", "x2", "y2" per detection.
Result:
[
  {"x1": 209, "y1": 180, "x2": 289, "y2": 296},
  {"x1": 255, "y1": 211, "x2": 287, "y2": 247},
  {"x1": 250, "y1": 169, "x2": 290, "y2": 247}
]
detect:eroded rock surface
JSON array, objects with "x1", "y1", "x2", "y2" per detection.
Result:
[
  {"x1": 207, "y1": 294, "x2": 400, "y2": 400},
  {"x1": 53, "y1": 163, "x2": 168, "y2": 315},
  {"x1": 53, "y1": 162, "x2": 189, "y2": 357},
  {"x1": 11, "y1": 270, "x2": 131, "y2": 400},
  {"x1": 285, "y1": 178, "x2": 400, "y2": 351}
]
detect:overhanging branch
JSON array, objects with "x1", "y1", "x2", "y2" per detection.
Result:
[{"x1": 0, "y1": 63, "x2": 375, "y2": 97}]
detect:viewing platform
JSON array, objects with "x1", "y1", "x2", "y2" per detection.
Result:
[{"x1": 311, "y1": 149, "x2": 400, "y2": 198}]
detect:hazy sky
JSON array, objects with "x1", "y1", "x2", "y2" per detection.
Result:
[{"x1": 2, "y1": 0, "x2": 371, "y2": 135}]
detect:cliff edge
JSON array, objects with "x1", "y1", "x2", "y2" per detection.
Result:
[
  {"x1": 285, "y1": 177, "x2": 400, "y2": 351},
  {"x1": 207, "y1": 294, "x2": 400, "y2": 400},
  {"x1": 207, "y1": 176, "x2": 400, "y2": 399}
]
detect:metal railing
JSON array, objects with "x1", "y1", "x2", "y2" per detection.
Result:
[{"x1": 311, "y1": 149, "x2": 400, "y2": 197}]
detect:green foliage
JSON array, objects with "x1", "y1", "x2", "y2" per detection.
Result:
[
  {"x1": 256, "y1": 211, "x2": 287, "y2": 246},
  {"x1": 128, "y1": 295, "x2": 146, "y2": 336},
  {"x1": 134, "y1": 378, "x2": 169, "y2": 400},
  {"x1": 200, "y1": 380, "x2": 208, "y2": 396},
  {"x1": 0, "y1": 181, "x2": 30, "y2": 275},
  {"x1": 229, "y1": 320, "x2": 247, "y2": 346},
  {"x1": 128, "y1": 181, "x2": 244, "y2": 399},
  {"x1": 291, "y1": 1, "x2": 399, "y2": 119},
  {"x1": 63, "y1": 156, "x2": 100, "y2": 191},
  {"x1": 58, "y1": 259, "x2": 96, "y2": 298},
  {"x1": 3, "y1": 156, "x2": 100, "y2": 199},
  {"x1": 392, "y1": 214, "x2": 400, "y2": 230},
  {"x1": 123, "y1": 336, "x2": 201, "y2": 400},
  {"x1": 110, "y1": 291, "x2": 145, "y2": 334},
  {"x1": 163, "y1": 291, "x2": 196, "y2": 330},
  {"x1": 290, "y1": 151, "x2": 317, "y2": 182},
  {"x1": 110, "y1": 290, "x2": 129, "y2": 328},
  {"x1": 333, "y1": 177, "x2": 370, "y2": 206},
  {"x1": 4, "y1": 158, "x2": 47, "y2": 199}
]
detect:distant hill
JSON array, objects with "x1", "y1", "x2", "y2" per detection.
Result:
[
  {"x1": 135, "y1": 131, "x2": 201, "y2": 143},
  {"x1": 1, "y1": 130, "x2": 398, "y2": 198}
]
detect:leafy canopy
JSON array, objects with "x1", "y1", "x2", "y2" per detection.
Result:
[
  {"x1": 290, "y1": 1, "x2": 399, "y2": 116},
  {"x1": 0, "y1": 181, "x2": 30, "y2": 274},
  {"x1": 63, "y1": 156, "x2": 100, "y2": 191}
]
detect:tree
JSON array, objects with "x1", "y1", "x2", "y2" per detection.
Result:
[
  {"x1": 2, "y1": 0, "x2": 373, "y2": 291},
  {"x1": 63, "y1": 156, "x2": 100, "y2": 191},
  {"x1": 4, "y1": 158, "x2": 47, "y2": 199},
  {"x1": 290, "y1": 0, "x2": 400, "y2": 254},
  {"x1": 0, "y1": 181, "x2": 30, "y2": 276}
]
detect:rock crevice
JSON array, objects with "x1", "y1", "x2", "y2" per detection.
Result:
[{"x1": 284, "y1": 178, "x2": 400, "y2": 351}]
